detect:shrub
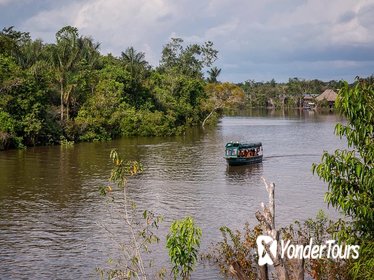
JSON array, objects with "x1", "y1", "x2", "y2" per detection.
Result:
[{"x1": 166, "y1": 217, "x2": 202, "y2": 280}]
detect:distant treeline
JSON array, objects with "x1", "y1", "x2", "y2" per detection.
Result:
[
  {"x1": 239, "y1": 78, "x2": 344, "y2": 108},
  {"x1": 0, "y1": 26, "x2": 366, "y2": 150}
]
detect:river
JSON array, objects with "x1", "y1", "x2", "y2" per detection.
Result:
[{"x1": 0, "y1": 110, "x2": 346, "y2": 279}]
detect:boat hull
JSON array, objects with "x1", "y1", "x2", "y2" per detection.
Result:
[{"x1": 225, "y1": 155, "x2": 263, "y2": 166}]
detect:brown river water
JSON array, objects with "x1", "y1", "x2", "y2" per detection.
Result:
[{"x1": 0, "y1": 110, "x2": 346, "y2": 279}]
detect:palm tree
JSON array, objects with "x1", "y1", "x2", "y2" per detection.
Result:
[
  {"x1": 78, "y1": 36, "x2": 100, "y2": 67},
  {"x1": 207, "y1": 66, "x2": 221, "y2": 83},
  {"x1": 120, "y1": 47, "x2": 149, "y2": 106},
  {"x1": 121, "y1": 46, "x2": 148, "y2": 78},
  {"x1": 50, "y1": 26, "x2": 101, "y2": 121},
  {"x1": 76, "y1": 35, "x2": 101, "y2": 100},
  {"x1": 50, "y1": 26, "x2": 80, "y2": 121}
]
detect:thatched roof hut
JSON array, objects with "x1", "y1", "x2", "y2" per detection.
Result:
[{"x1": 316, "y1": 89, "x2": 338, "y2": 102}]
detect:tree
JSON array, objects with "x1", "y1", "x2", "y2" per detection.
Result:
[
  {"x1": 121, "y1": 46, "x2": 148, "y2": 78},
  {"x1": 49, "y1": 26, "x2": 81, "y2": 121},
  {"x1": 16, "y1": 39, "x2": 45, "y2": 69},
  {"x1": 49, "y1": 26, "x2": 101, "y2": 121},
  {"x1": 207, "y1": 66, "x2": 221, "y2": 83},
  {"x1": 70, "y1": 35, "x2": 101, "y2": 118},
  {"x1": 78, "y1": 35, "x2": 100, "y2": 68},
  {"x1": 313, "y1": 78, "x2": 374, "y2": 241},
  {"x1": 120, "y1": 47, "x2": 149, "y2": 107},
  {"x1": 0, "y1": 26, "x2": 30, "y2": 58},
  {"x1": 1, "y1": 26, "x2": 230, "y2": 148},
  {"x1": 75, "y1": 65, "x2": 126, "y2": 141},
  {"x1": 159, "y1": 38, "x2": 218, "y2": 79},
  {"x1": 0, "y1": 54, "x2": 23, "y2": 94},
  {"x1": 202, "y1": 82, "x2": 245, "y2": 128},
  {"x1": 0, "y1": 111, "x2": 18, "y2": 149},
  {"x1": 287, "y1": 77, "x2": 306, "y2": 108}
]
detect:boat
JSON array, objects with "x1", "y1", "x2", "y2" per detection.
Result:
[{"x1": 224, "y1": 142, "x2": 263, "y2": 166}]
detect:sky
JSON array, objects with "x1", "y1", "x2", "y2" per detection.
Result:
[{"x1": 1, "y1": 0, "x2": 374, "y2": 83}]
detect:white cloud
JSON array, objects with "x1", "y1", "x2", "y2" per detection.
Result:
[
  {"x1": 21, "y1": 2, "x2": 83, "y2": 42},
  {"x1": 0, "y1": 0, "x2": 12, "y2": 6},
  {"x1": 73, "y1": 0, "x2": 177, "y2": 63},
  {"x1": 205, "y1": 20, "x2": 239, "y2": 39},
  {"x1": 14, "y1": 0, "x2": 374, "y2": 82}
]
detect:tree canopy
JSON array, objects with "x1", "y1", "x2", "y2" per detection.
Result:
[
  {"x1": 313, "y1": 77, "x2": 374, "y2": 241},
  {"x1": 0, "y1": 26, "x2": 228, "y2": 149},
  {"x1": 159, "y1": 38, "x2": 218, "y2": 79}
]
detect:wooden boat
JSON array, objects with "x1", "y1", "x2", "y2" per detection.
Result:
[{"x1": 224, "y1": 142, "x2": 263, "y2": 166}]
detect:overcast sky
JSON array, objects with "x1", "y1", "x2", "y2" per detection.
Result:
[{"x1": 1, "y1": 0, "x2": 373, "y2": 82}]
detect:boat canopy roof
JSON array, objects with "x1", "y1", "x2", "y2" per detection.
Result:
[{"x1": 225, "y1": 142, "x2": 262, "y2": 149}]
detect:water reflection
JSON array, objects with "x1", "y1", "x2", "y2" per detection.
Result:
[{"x1": 225, "y1": 163, "x2": 263, "y2": 183}]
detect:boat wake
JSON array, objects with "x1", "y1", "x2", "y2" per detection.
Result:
[{"x1": 264, "y1": 153, "x2": 320, "y2": 160}]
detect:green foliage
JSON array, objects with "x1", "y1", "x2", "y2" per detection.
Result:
[
  {"x1": 0, "y1": 53, "x2": 56, "y2": 147},
  {"x1": 75, "y1": 76, "x2": 124, "y2": 141},
  {"x1": 120, "y1": 108, "x2": 176, "y2": 137},
  {"x1": 0, "y1": 26, "x2": 30, "y2": 57},
  {"x1": 313, "y1": 79, "x2": 374, "y2": 241},
  {"x1": 0, "y1": 26, "x2": 226, "y2": 149},
  {"x1": 159, "y1": 38, "x2": 218, "y2": 79},
  {"x1": 350, "y1": 241, "x2": 374, "y2": 280},
  {"x1": 147, "y1": 72, "x2": 207, "y2": 130},
  {"x1": 202, "y1": 223, "x2": 263, "y2": 280},
  {"x1": 240, "y1": 78, "x2": 340, "y2": 108},
  {"x1": 240, "y1": 79, "x2": 286, "y2": 108},
  {"x1": 312, "y1": 78, "x2": 374, "y2": 279},
  {"x1": 166, "y1": 217, "x2": 202, "y2": 279},
  {"x1": 0, "y1": 111, "x2": 21, "y2": 149},
  {"x1": 0, "y1": 111, "x2": 16, "y2": 133},
  {"x1": 120, "y1": 46, "x2": 150, "y2": 107},
  {"x1": 60, "y1": 136, "x2": 74, "y2": 147},
  {"x1": 207, "y1": 66, "x2": 221, "y2": 83},
  {"x1": 50, "y1": 26, "x2": 101, "y2": 122}
]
